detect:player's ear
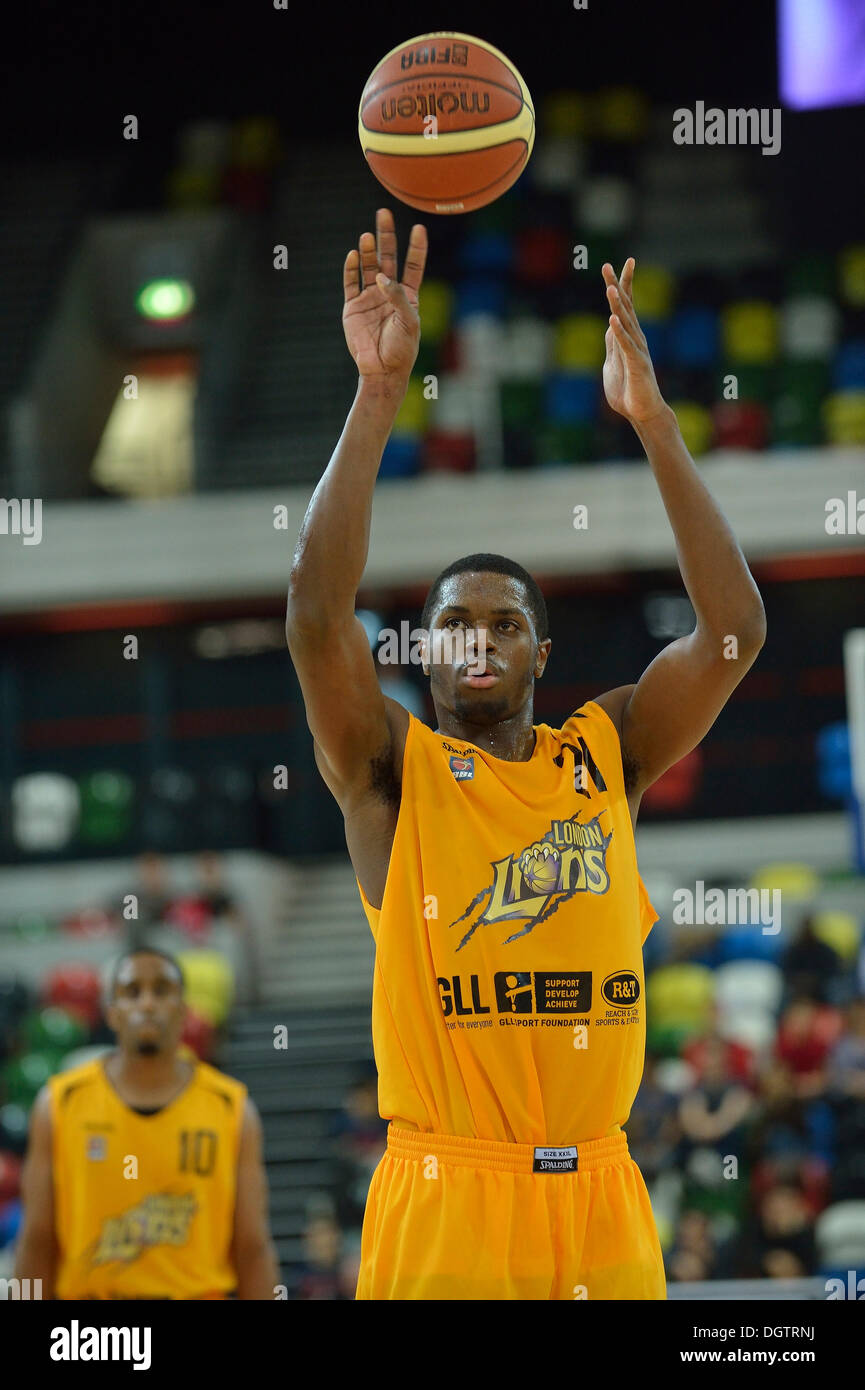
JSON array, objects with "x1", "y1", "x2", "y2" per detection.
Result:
[{"x1": 535, "y1": 637, "x2": 552, "y2": 679}]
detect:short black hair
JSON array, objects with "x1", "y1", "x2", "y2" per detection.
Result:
[
  {"x1": 106, "y1": 947, "x2": 185, "y2": 1003},
  {"x1": 420, "y1": 553, "x2": 549, "y2": 643}
]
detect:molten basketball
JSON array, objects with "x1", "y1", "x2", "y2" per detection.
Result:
[{"x1": 358, "y1": 32, "x2": 535, "y2": 215}]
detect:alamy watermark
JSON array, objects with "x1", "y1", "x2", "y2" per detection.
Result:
[
  {"x1": 376, "y1": 621, "x2": 488, "y2": 671},
  {"x1": 1, "y1": 497, "x2": 42, "y2": 544},
  {"x1": 673, "y1": 102, "x2": 781, "y2": 156},
  {"x1": 673, "y1": 880, "x2": 781, "y2": 934}
]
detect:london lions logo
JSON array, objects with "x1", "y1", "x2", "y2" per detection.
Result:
[
  {"x1": 87, "y1": 1193, "x2": 197, "y2": 1267},
  {"x1": 448, "y1": 813, "x2": 612, "y2": 951}
]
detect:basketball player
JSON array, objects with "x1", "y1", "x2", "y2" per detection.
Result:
[
  {"x1": 285, "y1": 208, "x2": 766, "y2": 1299},
  {"x1": 14, "y1": 947, "x2": 278, "y2": 1299}
]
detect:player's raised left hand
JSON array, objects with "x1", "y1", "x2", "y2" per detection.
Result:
[{"x1": 601, "y1": 259, "x2": 668, "y2": 426}]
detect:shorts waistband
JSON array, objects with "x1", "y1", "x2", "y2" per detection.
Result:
[{"x1": 386, "y1": 1124, "x2": 629, "y2": 1174}]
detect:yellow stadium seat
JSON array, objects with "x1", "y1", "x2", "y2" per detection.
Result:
[
  {"x1": 176, "y1": 951, "x2": 233, "y2": 1026},
  {"x1": 669, "y1": 401, "x2": 713, "y2": 456},
  {"x1": 750, "y1": 862, "x2": 819, "y2": 900},
  {"x1": 823, "y1": 390, "x2": 865, "y2": 445},
  {"x1": 647, "y1": 963, "x2": 716, "y2": 1028},
  {"x1": 631, "y1": 265, "x2": 675, "y2": 321},
  {"x1": 839, "y1": 245, "x2": 865, "y2": 306},
  {"x1": 812, "y1": 911, "x2": 862, "y2": 964},
  {"x1": 230, "y1": 117, "x2": 282, "y2": 169},
  {"x1": 164, "y1": 167, "x2": 221, "y2": 210},
  {"x1": 542, "y1": 91, "x2": 590, "y2": 139},
  {"x1": 722, "y1": 301, "x2": 779, "y2": 364},
  {"x1": 593, "y1": 86, "x2": 650, "y2": 141},
  {"x1": 418, "y1": 281, "x2": 454, "y2": 344},
  {"x1": 553, "y1": 314, "x2": 607, "y2": 370},
  {"x1": 393, "y1": 378, "x2": 430, "y2": 436}
]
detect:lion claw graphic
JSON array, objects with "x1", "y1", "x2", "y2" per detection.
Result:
[{"x1": 519, "y1": 841, "x2": 560, "y2": 874}]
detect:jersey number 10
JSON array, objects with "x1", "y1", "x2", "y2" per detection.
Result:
[{"x1": 178, "y1": 1128, "x2": 218, "y2": 1175}]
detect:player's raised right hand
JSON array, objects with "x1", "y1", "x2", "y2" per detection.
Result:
[{"x1": 342, "y1": 208, "x2": 427, "y2": 383}]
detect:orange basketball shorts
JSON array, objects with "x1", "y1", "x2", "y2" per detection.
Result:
[{"x1": 356, "y1": 1124, "x2": 666, "y2": 1300}]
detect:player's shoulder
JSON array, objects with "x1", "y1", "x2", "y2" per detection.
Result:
[
  {"x1": 47, "y1": 1054, "x2": 108, "y2": 1108},
  {"x1": 552, "y1": 693, "x2": 626, "y2": 744},
  {"x1": 191, "y1": 1057, "x2": 248, "y2": 1109}
]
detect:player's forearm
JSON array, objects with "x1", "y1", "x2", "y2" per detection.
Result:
[
  {"x1": 287, "y1": 375, "x2": 408, "y2": 630},
  {"x1": 234, "y1": 1239, "x2": 281, "y2": 1300},
  {"x1": 13, "y1": 1232, "x2": 57, "y2": 1296},
  {"x1": 633, "y1": 405, "x2": 766, "y2": 648}
]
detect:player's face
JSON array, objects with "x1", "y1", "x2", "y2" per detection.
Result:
[
  {"x1": 426, "y1": 572, "x2": 550, "y2": 725},
  {"x1": 107, "y1": 955, "x2": 186, "y2": 1058}
]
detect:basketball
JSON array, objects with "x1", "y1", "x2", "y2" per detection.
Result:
[{"x1": 358, "y1": 31, "x2": 535, "y2": 214}]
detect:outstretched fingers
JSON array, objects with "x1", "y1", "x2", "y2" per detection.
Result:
[
  {"x1": 610, "y1": 313, "x2": 640, "y2": 355},
  {"x1": 343, "y1": 249, "x2": 362, "y2": 302},
  {"x1": 376, "y1": 207, "x2": 398, "y2": 282},
  {"x1": 604, "y1": 261, "x2": 642, "y2": 342},
  {"x1": 400, "y1": 223, "x2": 428, "y2": 295},
  {"x1": 359, "y1": 229, "x2": 380, "y2": 291}
]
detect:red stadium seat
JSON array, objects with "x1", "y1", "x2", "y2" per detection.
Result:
[
  {"x1": 0, "y1": 1151, "x2": 22, "y2": 1202},
  {"x1": 422, "y1": 431, "x2": 476, "y2": 473},
  {"x1": 181, "y1": 1008, "x2": 216, "y2": 1060},
  {"x1": 43, "y1": 964, "x2": 103, "y2": 1028}
]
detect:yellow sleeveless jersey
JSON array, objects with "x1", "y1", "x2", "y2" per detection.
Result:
[
  {"x1": 357, "y1": 702, "x2": 658, "y2": 1146},
  {"x1": 48, "y1": 1054, "x2": 247, "y2": 1299}
]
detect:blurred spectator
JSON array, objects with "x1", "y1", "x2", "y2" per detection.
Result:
[
  {"x1": 329, "y1": 1072, "x2": 387, "y2": 1229},
  {"x1": 782, "y1": 915, "x2": 844, "y2": 1003},
  {"x1": 328, "y1": 1072, "x2": 385, "y2": 1150},
  {"x1": 295, "y1": 1213, "x2": 346, "y2": 1300},
  {"x1": 626, "y1": 1055, "x2": 682, "y2": 1183},
  {"x1": 196, "y1": 851, "x2": 260, "y2": 994},
  {"x1": 775, "y1": 996, "x2": 843, "y2": 1099},
  {"x1": 665, "y1": 1209, "x2": 718, "y2": 1283},
  {"x1": 678, "y1": 1036, "x2": 753, "y2": 1154},
  {"x1": 336, "y1": 1234, "x2": 362, "y2": 1299},
  {"x1": 121, "y1": 851, "x2": 173, "y2": 945},
  {"x1": 683, "y1": 1028, "x2": 754, "y2": 1086},
  {"x1": 721, "y1": 1183, "x2": 817, "y2": 1280},
  {"x1": 827, "y1": 997, "x2": 865, "y2": 1100},
  {"x1": 747, "y1": 1057, "x2": 834, "y2": 1166}
]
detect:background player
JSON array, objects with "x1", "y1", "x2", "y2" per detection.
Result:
[{"x1": 14, "y1": 947, "x2": 278, "y2": 1299}]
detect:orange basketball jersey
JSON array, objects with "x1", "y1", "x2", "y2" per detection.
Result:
[
  {"x1": 48, "y1": 1055, "x2": 247, "y2": 1300},
  {"x1": 357, "y1": 702, "x2": 658, "y2": 1145}
]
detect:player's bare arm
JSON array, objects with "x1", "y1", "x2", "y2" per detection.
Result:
[
  {"x1": 285, "y1": 208, "x2": 428, "y2": 905},
  {"x1": 230, "y1": 1098, "x2": 280, "y2": 1299},
  {"x1": 592, "y1": 258, "x2": 767, "y2": 825},
  {"x1": 13, "y1": 1086, "x2": 58, "y2": 1296}
]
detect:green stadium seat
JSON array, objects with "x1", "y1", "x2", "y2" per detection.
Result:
[
  {"x1": 786, "y1": 252, "x2": 836, "y2": 298},
  {"x1": 500, "y1": 380, "x2": 544, "y2": 430},
  {"x1": 21, "y1": 1007, "x2": 88, "y2": 1054},
  {"x1": 1, "y1": 1051, "x2": 65, "y2": 1106},
  {"x1": 77, "y1": 770, "x2": 135, "y2": 845}
]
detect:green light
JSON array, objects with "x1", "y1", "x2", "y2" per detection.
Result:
[{"x1": 136, "y1": 279, "x2": 195, "y2": 320}]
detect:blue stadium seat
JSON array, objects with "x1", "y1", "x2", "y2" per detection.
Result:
[
  {"x1": 544, "y1": 371, "x2": 599, "y2": 423},
  {"x1": 379, "y1": 435, "x2": 421, "y2": 478},
  {"x1": 669, "y1": 308, "x2": 719, "y2": 369}
]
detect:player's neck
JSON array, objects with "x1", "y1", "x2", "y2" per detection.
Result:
[
  {"x1": 108, "y1": 1049, "x2": 191, "y2": 1092},
  {"x1": 434, "y1": 708, "x2": 537, "y2": 761}
]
